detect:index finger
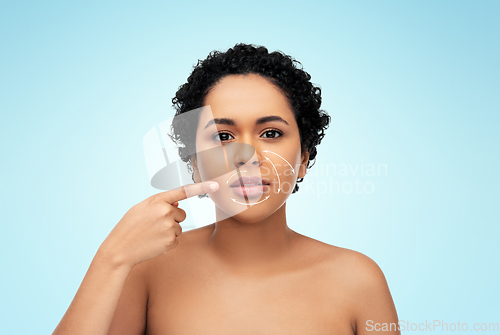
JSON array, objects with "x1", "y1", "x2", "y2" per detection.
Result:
[{"x1": 159, "y1": 181, "x2": 219, "y2": 204}]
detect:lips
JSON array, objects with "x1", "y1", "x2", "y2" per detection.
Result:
[
  {"x1": 230, "y1": 176, "x2": 270, "y2": 187},
  {"x1": 230, "y1": 175, "x2": 270, "y2": 198}
]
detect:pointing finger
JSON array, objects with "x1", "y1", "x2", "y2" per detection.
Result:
[{"x1": 158, "y1": 181, "x2": 219, "y2": 205}]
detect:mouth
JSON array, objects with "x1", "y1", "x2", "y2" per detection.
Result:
[{"x1": 230, "y1": 176, "x2": 270, "y2": 198}]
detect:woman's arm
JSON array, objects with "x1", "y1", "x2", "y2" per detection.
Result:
[
  {"x1": 107, "y1": 256, "x2": 149, "y2": 334},
  {"x1": 52, "y1": 247, "x2": 135, "y2": 335},
  {"x1": 51, "y1": 181, "x2": 218, "y2": 335},
  {"x1": 350, "y1": 253, "x2": 400, "y2": 335}
]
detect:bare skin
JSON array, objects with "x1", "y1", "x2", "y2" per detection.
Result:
[
  {"x1": 54, "y1": 74, "x2": 400, "y2": 335},
  {"x1": 113, "y1": 219, "x2": 400, "y2": 335}
]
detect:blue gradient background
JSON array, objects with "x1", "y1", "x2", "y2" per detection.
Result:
[{"x1": 1, "y1": 1, "x2": 498, "y2": 334}]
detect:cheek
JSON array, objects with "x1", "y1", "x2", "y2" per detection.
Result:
[
  {"x1": 262, "y1": 150, "x2": 302, "y2": 195},
  {"x1": 197, "y1": 152, "x2": 227, "y2": 181},
  {"x1": 195, "y1": 141, "x2": 232, "y2": 181}
]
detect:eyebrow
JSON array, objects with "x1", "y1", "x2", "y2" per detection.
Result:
[{"x1": 203, "y1": 115, "x2": 290, "y2": 129}]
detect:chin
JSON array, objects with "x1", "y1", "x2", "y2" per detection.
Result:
[
  {"x1": 227, "y1": 205, "x2": 279, "y2": 224},
  {"x1": 210, "y1": 188, "x2": 288, "y2": 224}
]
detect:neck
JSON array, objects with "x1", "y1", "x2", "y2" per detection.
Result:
[{"x1": 207, "y1": 203, "x2": 296, "y2": 271}]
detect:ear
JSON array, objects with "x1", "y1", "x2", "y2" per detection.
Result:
[
  {"x1": 298, "y1": 150, "x2": 310, "y2": 179},
  {"x1": 191, "y1": 154, "x2": 202, "y2": 183}
]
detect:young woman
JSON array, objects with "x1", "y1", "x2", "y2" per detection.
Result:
[{"x1": 53, "y1": 43, "x2": 400, "y2": 335}]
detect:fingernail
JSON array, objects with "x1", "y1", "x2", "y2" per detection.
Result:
[{"x1": 209, "y1": 181, "x2": 219, "y2": 191}]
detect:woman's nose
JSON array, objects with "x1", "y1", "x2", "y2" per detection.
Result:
[{"x1": 232, "y1": 143, "x2": 262, "y2": 169}]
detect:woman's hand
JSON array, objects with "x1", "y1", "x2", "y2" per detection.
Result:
[
  {"x1": 52, "y1": 180, "x2": 219, "y2": 335},
  {"x1": 99, "y1": 180, "x2": 219, "y2": 269}
]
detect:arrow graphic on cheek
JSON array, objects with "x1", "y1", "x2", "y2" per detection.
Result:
[
  {"x1": 231, "y1": 195, "x2": 270, "y2": 205},
  {"x1": 265, "y1": 156, "x2": 281, "y2": 193},
  {"x1": 262, "y1": 150, "x2": 296, "y2": 174}
]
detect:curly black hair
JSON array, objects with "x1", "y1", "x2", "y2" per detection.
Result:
[{"x1": 170, "y1": 43, "x2": 330, "y2": 195}]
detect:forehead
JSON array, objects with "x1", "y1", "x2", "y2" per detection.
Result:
[{"x1": 201, "y1": 74, "x2": 296, "y2": 125}]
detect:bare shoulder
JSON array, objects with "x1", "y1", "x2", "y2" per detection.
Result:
[
  {"x1": 302, "y1": 234, "x2": 399, "y2": 329},
  {"x1": 295, "y1": 234, "x2": 390, "y2": 293}
]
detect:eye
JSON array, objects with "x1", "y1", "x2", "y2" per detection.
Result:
[
  {"x1": 212, "y1": 132, "x2": 234, "y2": 142},
  {"x1": 261, "y1": 129, "x2": 283, "y2": 139}
]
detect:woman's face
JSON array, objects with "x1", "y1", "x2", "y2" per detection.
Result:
[{"x1": 191, "y1": 74, "x2": 309, "y2": 223}]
